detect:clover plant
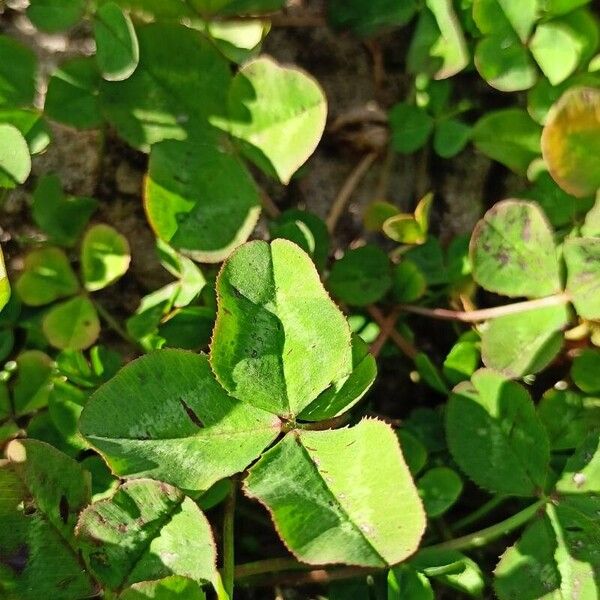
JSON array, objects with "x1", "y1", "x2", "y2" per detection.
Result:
[{"x1": 0, "y1": 0, "x2": 599, "y2": 599}]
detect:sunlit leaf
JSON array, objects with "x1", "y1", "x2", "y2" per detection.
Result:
[
  {"x1": 244, "y1": 419, "x2": 426, "y2": 567},
  {"x1": 222, "y1": 56, "x2": 327, "y2": 184},
  {"x1": 542, "y1": 86, "x2": 600, "y2": 197},
  {"x1": 80, "y1": 350, "x2": 281, "y2": 492},
  {"x1": 211, "y1": 239, "x2": 352, "y2": 418}
]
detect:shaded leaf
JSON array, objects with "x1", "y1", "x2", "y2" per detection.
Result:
[
  {"x1": 76, "y1": 479, "x2": 216, "y2": 590},
  {"x1": 473, "y1": 109, "x2": 541, "y2": 173},
  {"x1": 15, "y1": 248, "x2": 79, "y2": 307},
  {"x1": 389, "y1": 103, "x2": 434, "y2": 154},
  {"x1": 446, "y1": 369, "x2": 550, "y2": 496},
  {"x1": 563, "y1": 237, "x2": 600, "y2": 320},
  {"x1": 32, "y1": 175, "x2": 97, "y2": 247},
  {"x1": 94, "y1": 2, "x2": 139, "y2": 81},
  {"x1": 100, "y1": 23, "x2": 231, "y2": 150},
  {"x1": 538, "y1": 388, "x2": 600, "y2": 450},
  {"x1": 44, "y1": 58, "x2": 103, "y2": 129},
  {"x1": 494, "y1": 516, "x2": 562, "y2": 600},
  {"x1": 0, "y1": 36, "x2": 36, "y2": 108},
  {"x1": 0, "y1": 439, "x2": 95, "y2": 600},
  {"x1": 144, "y1": 131, "x2": 261, "y2": 263},
  {"x1": 328, "y1": 245, "x2": 392, "y2": 306},
  {"x1": 27, "y1": 0, "x2": 86, "y2": 32},
  {"x1": 12, "y1": 350, "x2": 54, "y2": 417},
  {"x1": 417, "y1": 467, "x2": 463, "y2": 517}
]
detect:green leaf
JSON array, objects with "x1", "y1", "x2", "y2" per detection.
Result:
[
  {"x1": 392, "y1": 260, "x2": 427, "y2": 303},
  {"x1": 269, "y1": 209, "x2": 330, "y2": 271},
  {"x1": 494, "y1": 516, "x2": 562, "y2": 600},
  {"x1": 398, "y1": 429, "x2": 429, "y2": 476},
  {"x1": 159, "y1": 306, "x2": 215, "y2": 351},
  {"x1": 415, "y1": 352, "x2": 449, "y2": 395},
  {"x1": 470, "y1": 200, "x2": 561, "y2": 298},
  {"x1": 327, "y1": 0, "x2": 417, "y2": 37},
  {"x1": 298, "y1": 334, "x2": 377, "y2": 421},
  {"x1": 0, "y1": 124, "x2": 31, "y2": 189},
  {"x1": 244, "y1": 419, "x2": 426, "y2": 567},
  {"x1": 119, "y1": 577, "x2": 206, "y2": 600},
  {"x1": 12, "y1": 350, "x2": 54, "y2": 417},
  {"x1": 211, "y1": 239, "x2": 352, "y2": 418},
  {"x1": 433, "y1": 118, "x2": 471, "y2": 158},
  {"x1": 538, "y1": 388, "x2": 600, "y2": 450},
  {"x1": 564, "y1": 237, "x2": 600, "y2": 319},
  {"x1": 542, "y1": 86, "x2": 600, "y2": 197},
  {"x1": 144, "y1": 131, "x2": 261, "y2": 263},
  {"x1": 328, "y1": 245, "x2": 392, "y2": 306},
  {"x1": 222, "y1": 56, "x2": 327, "y2": 184},
  {"x1": 0, "y1": 245, "x2": 9, "y2": 313},
  {"x1": 542, "y1": 0, "x2": 592, "y2": 16},
  {"x1": 410, "y1": 548, "x2": 485, "y2": 597},
  {"x1": 206, "y1": 19, "x2": 267, "y2": 64},
  {"x1": 556, "y1": 432, "x2": 600, "y2": 494},
  {"x1": 481, "y1": 305, "x2": 569, "y2": 377},
  {"x1": 571, "y1": 348, "x2": 600, "y2": 394},
  {"x1": 388, "y1": 566, "x2": 434, "y2": 600},
  {"x1": 389, "y1": 103, "x2": 434, "y2": 154},
  {"x1": 0, "y1": 36, "x2": 37, "y2": 108},
  {"x1": 42, "y1": 295, "x2": 101, "y2": 350},
  {"x1": 27, "y1": 0, "x2": 86, "y2": 32},
  {"x1": 446, "y1": 369, "x2": 550, "y2": 496},
  {"x1": 0, "y1": 108, "x2": 51, "y2": 154},
  {"x1": 32, "y1": 175, "x2": 97, "y2": 247},
  {"x1": 383, "y1": 215, "x2": 427, "y2": 244},
  {"x1": 530, "y1": 20, "x2": 586, "y2": 86},
  {"x1": 15, "y1": 247, "x2": 79, "y2": 306},
  {"x1": 473, "y1": 0, "x2": 537, "y2": 43},
  {"x1": 81, "y1": 224, "x2": 131, "y2": 291},
  {"x1": 547, "y1": 499, "x2": 600, "y2": 599},
  {"x1": 77, "y1": 479, "x2": 216, "y2": 590},
  {"x1": 79, "y1": 350, "x2": 281, "y2": 492},
  {"x1": 474, "y1": 33, "x2": 538, "y2": 92},
  {"x1": 473, "y1": 109, "x2": 542, "y2": 173},
  {"x1": 44, "y1": 58, "x2": 103, "y2": 129},
  {"x1": 424, "y1": 0, "x2": 469, "y2": 79},
  {"x1": 443, "y1": 338, "x2": 480, "y2": 386},
  {"x1": 417, "y1": 467, "x2": 463, "y2": 517},
  {"x1": 100, "y1": 23, "x2": 231, "y2": 150},
  {"x1": 0, "y1": 439, "x2": 95, "y2": 600},
  {"x1": 522, "y1": 169, "x2": 595, "y2": 228},
  {"x1": 94, "y1": 2, "x2": 139, "y2": 82}
]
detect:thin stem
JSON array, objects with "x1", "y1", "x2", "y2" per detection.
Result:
[
  {"x1": 452, "y1": 495, "x2": 507, "y2": 532},
  {"x1": 427, "y1": 500, "x2": 545, "y2": 552},
  {"x1": 327, "y1": 152, "x2": 379, "y2": 233},
  {"x1": 235, "y1": 558, "x2": 307, "y2": 581},
  {"x1": 367, "y1": 306, "x2": 418, "y2": 359},
  {"x1": 90, "y1": 296, "x2": 137, "y2": 346},
  {"x1": 259, "y1": 187, "x2": 281, "y2": 219},
  {"x1": 222, "y1": 480, "x2": 237, "y2": 599},
  {"x1": 233, "y1": 500, "x2": 545, "y2": 585},
  {"x1": 400, "y1": 293, "x2": 570, "y2": 323}
]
